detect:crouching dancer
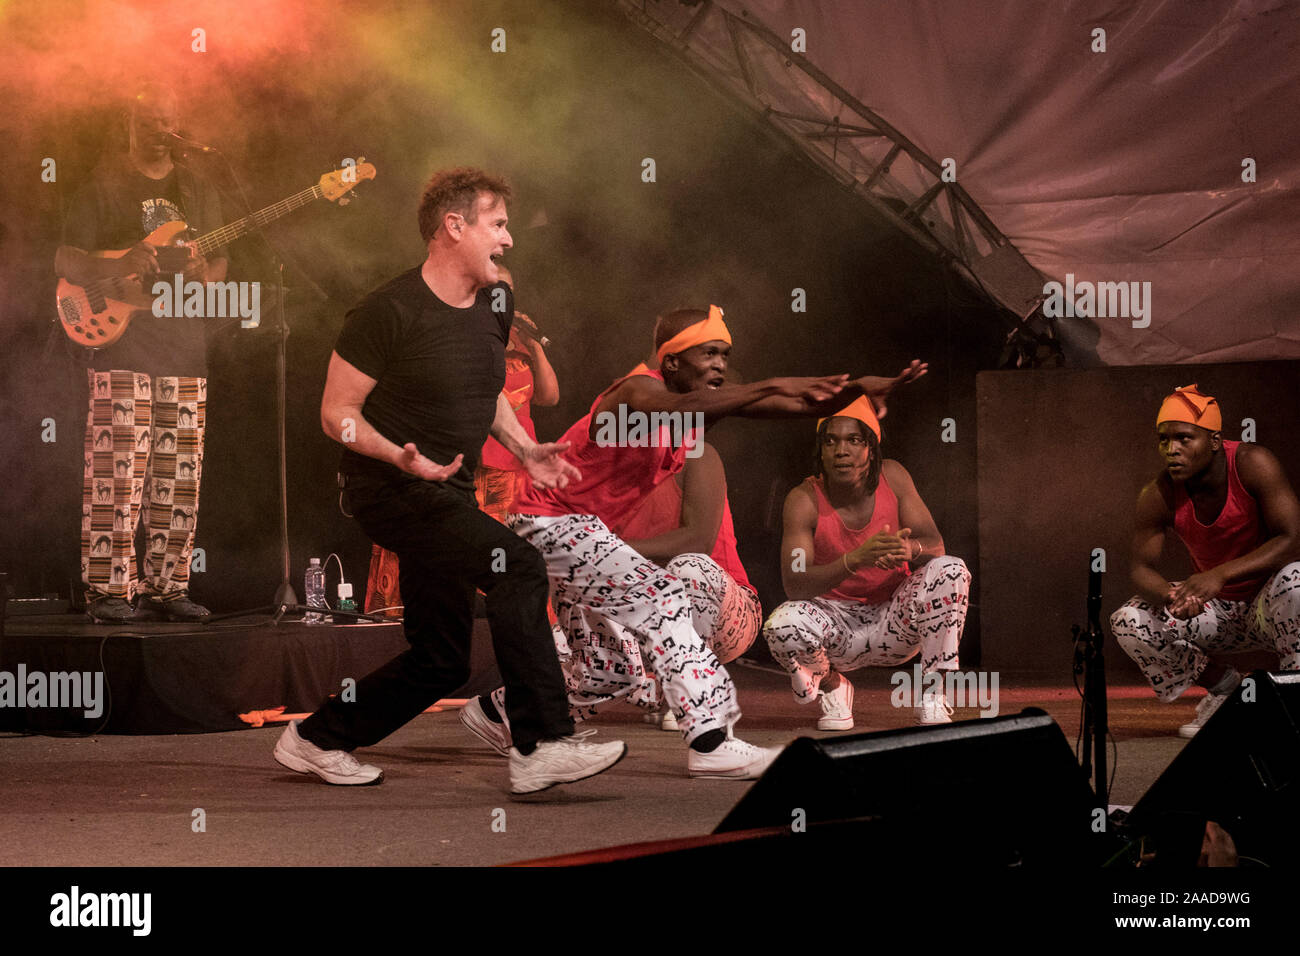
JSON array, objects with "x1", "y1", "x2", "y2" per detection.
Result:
[
  {"x1": 616, "y1": 438, "x2": 761, "y2": 731},
  {"x1": 764, "y1": 398, "x2": 970, "y2": 730},
  {"x1": 1110, "y1": 384, "x2": 1300, "y2": 737},
  {"x1": 273, "y1": 168, "x2": 625, "y2": 793},
  {"x1": 460, "y1": 304, "x2": 926, "y2": 778}
]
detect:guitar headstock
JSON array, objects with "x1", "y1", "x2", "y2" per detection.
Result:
[{"x1": 320, "y1": 158, "x2": 377, "y2": 202}]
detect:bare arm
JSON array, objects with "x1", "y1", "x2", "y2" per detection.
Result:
[
  {"x1": 878, "y1": 460, "x2": 945, "y2": 568},
  {"x1": 321, "y1": 351, "x2": 463, "y2": 481},
  {"x1": 592, "y1": 373, "x2": 849, "y2": 435},
  {"x1": 623, "y1": 444, "x2": 725, "y2": 564},
  {"x1": 778, "y1": 485, "x2": 908, "y2": 600},
  {"x1": 1129, "y1": 480, "x2": 1176, "y2": 607},
  {"x1": 1221, "y1": 444, "x2": 1300, "y2": 577},
  {"x1": 516, "y1": 314, "x2": 559, "y2": 406},
  {"x1": 489, "y1": 391, "x2": 580, "y2": 490},
  {"x1": 739, "y1": 362, "x2": 929, "y2": 421}
]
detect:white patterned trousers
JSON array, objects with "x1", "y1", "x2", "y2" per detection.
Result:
[
  {"x1": 763, "y1": 555, "x2": 970, "y2": 703},
  {"x1": 508, "y1": 514, "x2": 741, "y2": 741},
  {"x1": 665, "y1": 553, "x2": 761, "y2": 664},
  {"x1": 1110, "y1": 562, "x2": 1300, "y2": 702}
]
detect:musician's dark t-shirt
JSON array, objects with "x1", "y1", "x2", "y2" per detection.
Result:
[
  {"x1": 62, "y1": 157, "x2": 225, "y2": 377},
  {"x1": 335, "y1": 270, "x2": 513, "y2": 496}
]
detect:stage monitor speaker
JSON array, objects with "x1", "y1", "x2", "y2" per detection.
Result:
[
  {"x1": 1124, "y1": 670, "x2": 1300, "y2": 866},
  {"x1": 715, "y1": 708, "x2": 1108, "y2": 866}
]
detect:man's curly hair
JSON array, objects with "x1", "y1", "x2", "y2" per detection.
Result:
[{"x1": 417, "y1": 167, "x2": 512, "y2": 243}]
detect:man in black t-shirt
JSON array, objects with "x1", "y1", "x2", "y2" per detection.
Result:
[
  {"x1": 272, "y1": 167, "x2": 626, "y2": 794},
  {"x1": 55, "y1": 83, "x2": 227, "y2": 624}
]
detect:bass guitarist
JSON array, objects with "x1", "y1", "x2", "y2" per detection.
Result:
[{"x1": 55, "y1": 82, "x2": 227, "y2": 623}]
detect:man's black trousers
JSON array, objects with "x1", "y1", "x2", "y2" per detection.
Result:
[{"x1": 298, "y1": 474, "x2": 574, "y2": 752}]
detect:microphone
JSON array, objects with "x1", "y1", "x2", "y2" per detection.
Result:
[
  {"x1": 166, "y1": 131, "x2": 218, "y2": 154},
  {"x1": 512, "y1": 312, "x2": 551, "y2": 349}
]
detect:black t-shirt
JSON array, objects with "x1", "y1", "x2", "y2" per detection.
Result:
[
  {"x1": 62, "y1": 157, "x2": 225, "y2": 377},
  {"x1": 336, "y1": 270, "x2": 514, "y2": 496}
]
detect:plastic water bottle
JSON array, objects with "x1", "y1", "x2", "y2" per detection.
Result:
[{"x1": 304, "y1": 558, "x2": 329, "y2": 624}]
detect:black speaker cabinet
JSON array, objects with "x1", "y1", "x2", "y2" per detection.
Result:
[
  {"x1": 1125, "y1": 670, "x2": 1300, "y2": 866},
  {"x1": 716, "y1": 708, "x2": 1108, "y2": 866}
]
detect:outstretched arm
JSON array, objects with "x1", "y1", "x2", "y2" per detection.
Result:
[
  {"x1": 737, "y1": 362, "x2": 928, "y2": 420},
  {"x1": 593, "y1": 361, "x2": 927, "y2": 433},
  {"x1": 593, "y1": 372, "x2": 848, "y2": 432}
]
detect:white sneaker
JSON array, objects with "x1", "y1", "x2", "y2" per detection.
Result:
[
  {"x1": 687, "y1": 736, "x2": 780, "y2": 780},
  {"x1": 1179, "y1": 690, "x2": 1231, "y2": 738},
  {"x1": 640, "y1": 705, "x2": 679, "y2": 731},
  {"x1": 916, "y1": 689, "x2": 954, "y2": 725},
  {"x1": 509, "y1": 730, "x2": 627, "y2": 795},
  {"x1": 817, "y1": 677, "x2": 854, "y2": 731},
  {"x1": 273, "y1": 720, "x2": 383, "y2": 785},
  {"x1": 460, "y1": 695, "x2": 512, "y2": 756}
]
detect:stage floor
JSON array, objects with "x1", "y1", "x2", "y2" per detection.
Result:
[{"x1": 0, "y1": 662, "x2": 1195, "y2": 866}]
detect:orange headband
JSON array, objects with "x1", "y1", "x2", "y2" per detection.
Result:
[
  {"x1": 1157, "y1": 384, "x2": 1221, "y2": 432},
  {"x1": 818, "y1": 395, "x2": 881, "y2": 441},
  {"x1": 655, "y1": 305, "x2": 731, "y2": 366}
]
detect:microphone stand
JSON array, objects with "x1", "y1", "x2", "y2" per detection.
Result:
[
  {"x1": 177, "y1": 140, "x2": 332, "y2": 625},
  {"x1": 1071, "y1": 565, "x2": 1109, "y2": 808}
]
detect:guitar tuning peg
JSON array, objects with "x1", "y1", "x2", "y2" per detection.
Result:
[{"x1": 349, "y1": 190, "x2": 358, "y2": 199}]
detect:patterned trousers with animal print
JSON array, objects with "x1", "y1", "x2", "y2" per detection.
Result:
[
  {"x1": 763, "y1": 555, "x2": 970, "y2": 703},
  {"x1": 1110, "y1": 562, "x2": 1300, "y2": 702},
  {"x1": 82, "y1": 370, "x2": 206, "y2": 602},
  {"x1": 508, "y1": 513, "x2": 741, "y2": 742}
]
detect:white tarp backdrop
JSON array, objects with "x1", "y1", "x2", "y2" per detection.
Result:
[{"x1": 641, "y1": 0, "x2": 1300, "y2": 366}]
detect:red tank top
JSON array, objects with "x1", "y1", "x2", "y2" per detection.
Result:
[
  {"x1": 514, "y1": 369, "x2": 696, "y2": 528},
  {"x1": 807, "y1": 474, "x2": 909, "y2": 604},
  {"x1": 1172, "y1": 441, "x2": 1268, "y2": 601},
  {"x1": 479, "y1": 331, "x2": 535, "y2": 471},
  {"x1": 614, "y1": 474, "x2": 755, "y2": 593}
]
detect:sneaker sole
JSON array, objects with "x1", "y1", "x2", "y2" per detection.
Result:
[
  {"x1": 273, "y1": 744, "x2": 384, "y2": 786},
  {"x1": 688, "y1": 755, "x2": 774, "y2": 780},
  {"x1": 816, "y1": 718, "x2": 854, "y2": 731},
  {"x1": 460, "y1": 708, "x2": 511, "y2": 757},
  {"x1": 509, "y1": 744, "x2": 628, "y2": 795}
]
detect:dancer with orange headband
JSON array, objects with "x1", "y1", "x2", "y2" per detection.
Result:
[
  {"x1": 763, "y1": 398, "x2": 970, "y2": 730},
  {"x1": 1110, "y1": 385, "x2": 1300, "y2": 736},
  {"x1": 613, "y1": 437, "x2": 760, "y2": 733},
  {"x1": 460, "y1": 305, "x2": 926, "y2": 778}
]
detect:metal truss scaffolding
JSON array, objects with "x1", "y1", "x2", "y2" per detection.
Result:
[{"x1": 617, "y1": 0, "x2": 1046, "y2": 317}]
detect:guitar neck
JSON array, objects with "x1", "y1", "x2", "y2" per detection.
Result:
[{"x1": 193, "y1": 185, "x2": 323, "y2": 257}]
